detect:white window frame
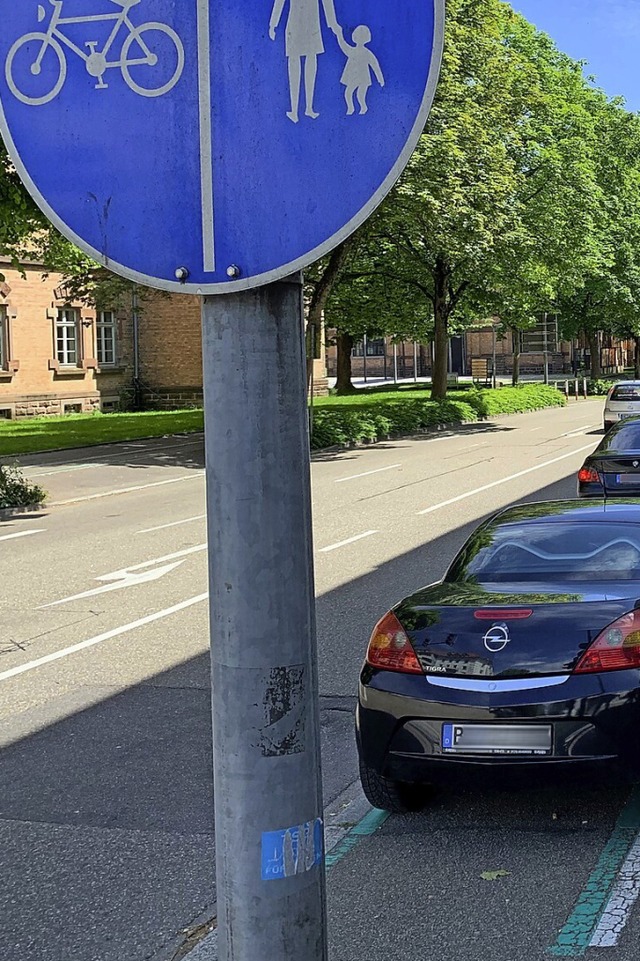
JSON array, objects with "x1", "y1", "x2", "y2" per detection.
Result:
[
  {"x1": 96, "y1": 310, "x2": 117, "y2": 367},
  {"x1": 56, "y1": 308, "x2": 80, "y2": 366}
]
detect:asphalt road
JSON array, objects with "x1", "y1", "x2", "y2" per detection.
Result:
[{"x1": 3, "y1": 397, "x2": 635, "y2": 961}]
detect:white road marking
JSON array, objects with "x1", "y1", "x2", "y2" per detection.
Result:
[
  {"x1": 561, "y1": 423, "x2": 599, "y2": 437},
  {"x1": 137, "y1": 514, "x2": 206, "y2": 534},
  {"x1": 40, "y1": 561, "x2": 185, "y2": 608},
  {"x1": 24, "y1": 438, "x2": 202, "y2": 476},
  {"x1": 589, "y1": 834, "x2": 640, "y2": 947},
  {"x1": 0, "y1": 593, "x2": 209, "y2": 684},
  {"x1": 319, "y1": 530, "x2": 378, "y2": 552},
  {"x1": 335, "y1": 464, "x2": 401, "y2": 483},
  {"x1": 529, "y1": 427, "x2": 544, "y2": 432},
  {"x1": 108, "y1": 542, "x2": 208, "y2": 576},
  {"x1": 0, "y1": 529, "x2": 45, "y2": 543},
  {"x1": 416, "y1": 443, "x2": 594, "y2": 515},
  {"x1": 50, "y1": 472, "x2": 204, "y2": 505}
]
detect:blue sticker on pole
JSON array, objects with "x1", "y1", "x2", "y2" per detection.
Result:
[
  {"x1": 0, "y1": 0, "x2": 444, "y2": 294},
  {"x1": 262, "y1": 817, "x2": 324, "y2": 880}
]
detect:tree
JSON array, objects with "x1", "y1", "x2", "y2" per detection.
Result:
[{"x1": 339, "y1": 0, "x2": 606, "y2": 398}]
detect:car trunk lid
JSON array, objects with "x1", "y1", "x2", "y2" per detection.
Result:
[{"x1": 395, "y1": 583, "x2": 638, "y2": 678}]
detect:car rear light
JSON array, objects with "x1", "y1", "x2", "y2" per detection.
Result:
[
  {"x1": 574, "y1": 610, "x2": 640, "y2": 673},
  {"x1": 578, "y1": 467, "x2": 600, "y2": 484},
  {"x1": 474, "y1": 609, "x2": 532, "y2": 620},
  {"x1": 365, "y1": 610, "x2": 423, "y2": 674}
]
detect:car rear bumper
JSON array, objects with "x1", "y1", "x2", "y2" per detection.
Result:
[{"x1": 357, "y1": 668, "x2": 640, "y2": 785}]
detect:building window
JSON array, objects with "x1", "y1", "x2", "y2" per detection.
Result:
[
  {"x1": 96, "y1": 310, "x2": 117, "y2": 366},
  {"x1": 0, "y1": 307, "x2": 7, "y2": 369},
  {"x1": 56, "y1": 308, "x2": 80, "y2": 366},
  {"x1": 353, "y1": 338, "x2": 385, "y2": 357}
]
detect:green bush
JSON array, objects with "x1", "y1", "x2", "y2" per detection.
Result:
[
  {"x1": 0, "y1": 464, "x2": 46, "y2": 509},
  {"x1": 310, "y1": 385, "x2": 565, "y2": 450},
  {"x1": 587, "y1": 379, "x2": 615, "y2": 396}
]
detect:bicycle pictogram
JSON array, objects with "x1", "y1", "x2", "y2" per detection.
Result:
[{"x1": 5, "y1": 0, "x2": 185, "y2": 106}]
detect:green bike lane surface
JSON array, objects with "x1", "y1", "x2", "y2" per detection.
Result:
[{"x1": 326, "y1": 784, "x2": 638, "y2": 961}]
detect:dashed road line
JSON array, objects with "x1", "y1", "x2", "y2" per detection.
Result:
[
  {"x1": 0, "y1": 529, "x2": 45, "y2": 542},
  {"x1": 319, "y1": 530, "x2": 378, "y2": 553},
  {"x1": 335, "y1": 464, "x2": 401, "y2": 483},
  {"x1": 417, "y1": 444, "x2": 594, "y2": 516},
  {"x1": 137, "y1": 514, "x2": 206, "y2": 534},
  {"x1": 50, "y1": 472, "x2": 204, "y2": 505},
  {"x1": 0, "y1": 592, "x2": 209, "y2": 683}
]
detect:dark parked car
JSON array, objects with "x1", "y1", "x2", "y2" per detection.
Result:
[
  {"x1": 357, "y1": 501, "x2": 640, "y2": 813},
  {"x1": 578, "y1": 419, "x2": 640, "y2": 497}
]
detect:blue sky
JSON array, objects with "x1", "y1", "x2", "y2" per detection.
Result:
[{"x1": 511, "y1": 0, "x2": 640, "y2": 111}]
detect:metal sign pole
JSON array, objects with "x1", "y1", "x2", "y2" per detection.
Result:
[{"x1": 201, "y1": 275, "x2": 327, "y2": 961}]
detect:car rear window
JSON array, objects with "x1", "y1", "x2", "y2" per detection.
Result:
[
  {"x1": 448, "y1": 522, "x2": 640, "y2": 582},
  {"x1": 611, "y1": 385, "x2": 640, "y2": 401},
  {"x1": 602, "y1": 424, "x2": 640, "y2": 451}
]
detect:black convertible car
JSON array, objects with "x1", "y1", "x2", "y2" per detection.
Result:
[{"x1": 357, "y1": 501, "x2": 640, "y2": 813}]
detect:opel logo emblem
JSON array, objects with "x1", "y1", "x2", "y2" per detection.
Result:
[{"x1": 483, "y1": 623, "x2": 510, "y2": 653}]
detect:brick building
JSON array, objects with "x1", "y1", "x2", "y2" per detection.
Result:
[{"x1": 0, "y1": 261, "x2": 327, "y2": 418}]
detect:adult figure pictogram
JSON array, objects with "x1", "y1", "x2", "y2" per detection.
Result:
[{"x1": 269, "y1": 0, "x2": 340, "y2": 123}]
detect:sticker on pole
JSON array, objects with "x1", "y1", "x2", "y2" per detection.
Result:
[
  {"x1": 0, "y1": 1, "x2": 444, "y2": 293},
  {"x1": 261, "y1": 818, "x2": 324, "y2": 880}
]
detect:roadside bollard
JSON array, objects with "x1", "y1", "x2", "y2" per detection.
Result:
[
  {"x1": 574, "y1": 379, "x2": 579, "y2": 400},
  {"x1": 564, "y1": 380, "x2": 569, "y2": 399},
  {"x1": 583, "y1": 377, "x2": 588, "y2": 399}
]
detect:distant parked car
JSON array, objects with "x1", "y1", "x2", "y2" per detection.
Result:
[
  {"x1": 603, "y1": 381, "x2": 640, "y2": 431},
  {"x1": 578, "y1": 419, "x2": 640, "y2": 497},
  {"x1": 357, "y1": 500, "x2": 640, "y2": 813}
]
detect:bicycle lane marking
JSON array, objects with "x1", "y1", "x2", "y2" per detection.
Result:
[{"x1": 547, "y1": 787, "x2": 640, "y2": 956}]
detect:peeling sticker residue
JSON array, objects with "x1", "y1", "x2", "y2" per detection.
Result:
[
  {"x1": 262, "y1": 818, "x2": 323, "y2": 880},
  {"x1": 258, "y1": 665, "x2": 306, "y2": 757}
]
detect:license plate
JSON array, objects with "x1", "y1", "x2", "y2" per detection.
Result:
[
  {"x1": 442, "y1": 723, "x2": 552, "y2": 756},
  {"x1": 615, "y1": 474, "x2": 640, "y2": 484}
]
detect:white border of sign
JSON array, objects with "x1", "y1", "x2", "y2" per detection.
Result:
[{"x1": 0, "y1": 2, "x2": 445, "y2": 295}]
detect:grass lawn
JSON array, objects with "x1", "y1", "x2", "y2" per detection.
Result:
[{"x1": 0, "y1": 409, "x2": 204, "y2": 457}]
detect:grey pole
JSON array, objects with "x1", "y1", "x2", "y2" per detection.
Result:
[
  {"x1": 201, "y1": 275, "x2": 327, "y2": 961},
  {"x1": 543, "y1": 312, "x2": 549, "y2": 385},
  {"x1": 413, "y1": 341, "x2": 418, "y2": 382},
  {"x1": 393, "y1": 342, "x2": 398, "y2": 383},
  {"x1": 492, "y1": 324, "x2": 497, "y2": 389}
]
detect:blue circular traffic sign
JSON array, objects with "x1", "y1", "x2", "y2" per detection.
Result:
[{"x1": 0, "y1": 0, "x2": 444, "y2": 293}]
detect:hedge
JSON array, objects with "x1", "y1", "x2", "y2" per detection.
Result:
[{"x1": 310, "y1": 385, "x2": 565, "y2": 450}]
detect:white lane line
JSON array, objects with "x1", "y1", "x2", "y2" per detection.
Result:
[
  {"x1": 335, "y1": 464, "x2": 401, "y2": 483},
  {"x1": 112, "y1": 542, "x2": 208, "y2": 576},
  {"x1": 28, "y1": 463, "x2": 107, "y2": 478},
  {"x1": 137, "y1": 514, "x2": 206, "y2": 534},
  {"x1": 0, "y1": 529, "x2": 45, "y2": 543},
  {"x1": 319, "y1": 530, "x2": 378, "y2": 553},
  {"x1": 0, "y1": 592, "x2": 209, "y2": 683},
  {"x1": 561, "y1": 423, "x2": 599, "y2": 437},
  {"x1": 589, "y1": 834, "x2": 640, "y2": 947},
  {"x1": 50, "y1": 472, "x2": 203, "y2": 505},
  {"x1": 24, "y1": 438, "x2": 202, "y2": 476},
  {"x1": 417, "y1": 444, "x2": 594, "y2": 516},
  {"x1": 529, "y1": 427, "x2": 544, "y2": 432}
]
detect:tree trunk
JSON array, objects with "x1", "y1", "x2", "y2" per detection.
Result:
[
  {"x1": 335, "y1": 332, "x2": 356, "y2": 394},
  {"x1": 511, "y1": 327, "x2": 521, "y2": 386},
  {"x1": 635, "y1": 337, "x2": 640, "y2": 379},
  {"x1": 587, "y1": 329, "x2": 601, "y2": 381},
  {"x1": 430, "y1": 257, "x2": 449, "y2": 400},
  {"x1": 305, "y1": 239, "x2": 355, "y2": 393}
]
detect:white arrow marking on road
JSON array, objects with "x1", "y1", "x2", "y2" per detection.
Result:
[{"x1": 39, "y1": 561, "x2": 186, "y2": 608}]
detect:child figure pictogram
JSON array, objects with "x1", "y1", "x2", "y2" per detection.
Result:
[{"x1": 336, "y1": 25, "x2": 384, "y2": 115}]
